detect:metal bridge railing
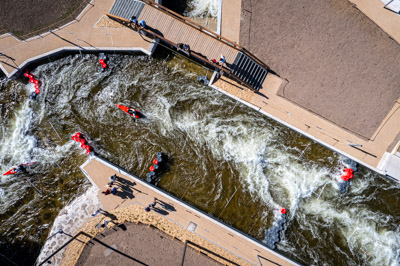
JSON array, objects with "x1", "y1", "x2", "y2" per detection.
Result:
[
  {"x1": 106, "y1": 13, "x2": 262, "y2": 92},
  {"x1": 141, "y1": 0, "x2": 270, "y2": 71}
]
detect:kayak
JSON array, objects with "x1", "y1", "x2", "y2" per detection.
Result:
[
  {"x1": 116, "y1": 104, "x2": 140, "y2": 119},
  {"x1": 3, "y1": 162, "x2": 35, "y2": 176}
]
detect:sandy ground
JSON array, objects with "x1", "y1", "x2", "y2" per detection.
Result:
[
  {"x1": 76, "y1": 222, "x2": 221, "y2": 266},
  {"x1": 60, "y1": 204, "x2": 246, "y2": 266},
  {"x1": 0, "y1": 0, "x2": 86, "y2": 38},
  {"x1": 240, "y1": 0, "x2": 400, "y2": 139}
]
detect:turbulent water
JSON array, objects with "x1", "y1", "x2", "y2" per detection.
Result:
[
  {"x1": 0, "y1": 51, "x2": 399, "y2": 265},
  {"x1": 185, "y1": 0, "x2": 219, "y2": 17}
]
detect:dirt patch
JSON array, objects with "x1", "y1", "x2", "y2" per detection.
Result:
[
  {"x1": 76, "y1": 223, "x2": 221, "y2": 266},
  {"x1": 240, "y1": 0, "x2": 400, "y2": 139},
  {"x1": 60, "y1": 204, "x2": 247, "y2": 266},
  {"x1": 0, "y1": 0, "x2": 88, "y2": 39}
]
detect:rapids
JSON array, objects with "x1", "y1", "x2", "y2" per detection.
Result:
[
  {"x1": 0, "y1": 52, "x2": 399, "y2": 265},
  {"x1": 185, "y1": 0, "x2": 219, "y2": 17}
]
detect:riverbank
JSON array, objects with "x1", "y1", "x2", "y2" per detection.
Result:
[
  {"x1": 0, "y1": 0, "x2": 154, "y2": 78},
  {"x1": 231, "y1": 0, "x2": 400, "y2": 181},
  {"x1": 41, "y1": 155, "x2": 295, "y2": 265},
  {"x1": 1, "y1": 0, "x2": 399, "y2": 265}
]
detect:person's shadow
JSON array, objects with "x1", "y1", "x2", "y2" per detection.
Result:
[
  {"x1": 98, "y1": 209, "x2": 117, "y2": 220},
  {"x1": 114, "y1": 176, "x2": 136, "y2": 199},
  {"x1": 151, "y1": 206, "x2": 169, "y2": 216},
  {"x1": 155, "y1": 198, "x2": 176, "y2": 212}
]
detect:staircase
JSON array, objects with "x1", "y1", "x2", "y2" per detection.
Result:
[
  {"x1": 231, "y1": 52, "x2": 268, "y2": 91},
  {"x1": 109, "y1": 0, "x2": 145, "y2": 20}
]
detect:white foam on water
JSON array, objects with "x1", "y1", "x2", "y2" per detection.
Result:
[
  {"x1": 0, "y1": 74, "x2": 79, "y2": 212},
  {"x1": 267, "y1": 153, "x2": 333, "y2": 216},
  {"x1": 2, "y1": 54, "x2": 398, "y2": 265},
  {"x1": 139, "y1": 62, "x2": 400, "y2": 264},
  {"x1": 0, "y1": 188, "x2": 5, "y2": 200},
  {"x1": 36, "y1": 185, "x2": 100, "y2": 266},
  {"x1": 186, "y1": 0, "x2": 219, "y2": 17},
  {"x1": 166, "y1": 104, "x2": 333, "y2": 212},
  {"x1": 0, "y1": 100, "x2": 37, "y2": 170},
  {"x1": 303, "y1": 198, "x2": 400, "y2": 265}
]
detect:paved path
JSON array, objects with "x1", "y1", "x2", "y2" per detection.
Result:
[
  {"x1": 215, "y1": 0, "x2": 400, "y2": 181},
  {"x1": 80, "y1": 155, "x2": 296, "y2": 266},
  {"x1": 211, "y1": 72, "x2": 400, "y2": 181},
  {"x1": 137, "y1": 3, "x2": 239, "y2": 65},
  {"x1": 0, "y1": 0, "x2": 153, "y2": 77}
]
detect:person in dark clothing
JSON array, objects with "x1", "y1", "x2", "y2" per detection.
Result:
[
  {"x1": 130, "y1": 16, "x2": 138, "y2": 28},
  {"x1": 15, "y1": 164, "x2": 26, "y2": 173},
  {"x1": 138, "y1": 20, "x2": 146, "y2": 28},
  {"x1": 149, "y1": 198, "x2": 157, "y2": 208},
  {"x1": 177, "y1": 43, "x2": 184, "y2": 51},
  {"x1": 183, "y1": 44, "x2": 190, "y2": 52}
]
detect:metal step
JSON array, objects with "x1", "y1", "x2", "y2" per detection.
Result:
[
  {"x1": 109, "y1": 0, "x2": 145, "y2": 20},
  {"x1": 231, "y1": 52, "x2": 268, "y2": 91}
]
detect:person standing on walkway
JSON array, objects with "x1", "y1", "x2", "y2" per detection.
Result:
[
  {"x1": 111, "y1": 186, "x2": 118, "y2": 195},
  {"x1": 183, "y1": 44, "x2": 190, "y2": 55},
  {"x1": 138, "y1": 20, "x2": 147, "y2": 29},
  {"x1": 219, "y1": 55, "x2": 226, "y2": 66},
  {"x1": 149, "y1": 198, "x2": 157, "y2": 208},
  {"x1": 130, "y1": 16, "x2": 138, "y2": 28}
]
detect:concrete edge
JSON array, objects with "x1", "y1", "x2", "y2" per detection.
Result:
[
  {"x1": 208, "y1": 75, "x2": 392, "y2": 180},
  {"x1": 3, "y1": 46, "x2": 151, "y2": 78},
  {"x1": 217, "y1": 0, "x2": 223, "y2": 35},
  {"x1": 79, "y1": 154, "x2": 299, "y2": 265},
  {"x1": 347, "y1": 0, "x2": 400, "y2": 45}
]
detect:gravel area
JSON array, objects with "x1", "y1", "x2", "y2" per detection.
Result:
[
  {"x1": 240, "y1": 0, "x2": 400, "y2": 139},
  {"x1": 0, "y1": 0, "x2": 87, "y2": 38},
  {"x1": 76, "y1": 223, "x2": 221, "y2": 266}
]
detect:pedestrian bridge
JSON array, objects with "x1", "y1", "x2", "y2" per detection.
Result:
[{"x1": 107, "y1": 0, "x2": 269, "y2": 91}]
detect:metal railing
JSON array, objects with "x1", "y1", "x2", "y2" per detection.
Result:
[
  {"x1": 37, "y1": 230, "x2": 93, "y2": 265},
  {"x1": 106, "y1": 13, "x2": 261, "y2": 92},
  {"x1": 142, "y1": 0, "x2": 242, "y2": 50},
  {"x1": 141, "y1": 0, "x2": 270, "y2": 70}
]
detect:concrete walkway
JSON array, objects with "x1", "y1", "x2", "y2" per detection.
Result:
[
  {"x1": 350, "y1": 0, "x2": 400, "y2": 44},
  {"x1": 80, "y1": 155, "x2": 297, "y2": 266},
  {"x1": 211, "y1": 72, "x2": 400, "y2": 181},
  {"x1": 217, "y1": 0, "x2": 400, "y2": 181},
  {"x1": 0, "y1": 0, "x2": 153, "y2": 77}
]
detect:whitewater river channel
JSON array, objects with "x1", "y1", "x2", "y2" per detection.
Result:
[{"x1": 0, "y1": 49, "x2": 399, "y2": 265}]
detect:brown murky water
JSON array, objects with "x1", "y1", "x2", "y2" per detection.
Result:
[{"x1": 0, "y1": 52, "x2": 399, "y2": 265}]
